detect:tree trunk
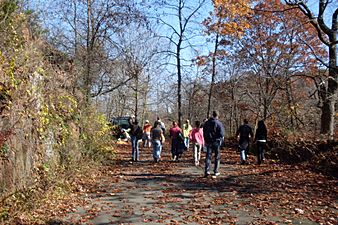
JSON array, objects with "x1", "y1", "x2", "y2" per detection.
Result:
[
  {"x1": 135, "y1": 72, "x2": 139, "y2": 119},
  {"x1": 85, "y1": 0, "x2": 92, "y2": 103},
  {"x1": 177, "y1": 0, "x2": 183, "y2": 126},
  {"x1": 207, "y1": 33, "x2": 219, "y2": 118},
  {"x1": 286, "y1": 79, "x2": 295, "y2": 129},
  {"x1": 177, "y1": 47, "x2": 182, "y2": 126},
  {"x1": 320, "y1": 76, "x2": 337, "y2": 138},
  {"x1": 284, "y1": 0, "x2": 337, "y2": 139},
  {"x1": 141, "y1": 73, "x2": 150, "y2": 125},
  {"x1": 320, "y1": 35, "x2": 337, "y2": 139}
]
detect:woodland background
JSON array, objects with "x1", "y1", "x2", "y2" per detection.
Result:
[{"x1": 0, "y1": 0, "x2": 336, "y2": 222}]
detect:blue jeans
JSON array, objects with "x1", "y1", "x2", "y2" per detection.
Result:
[
  {"x1": 152, "y1": 140, "x2": 162, "y2": 160},
  {"x1": 240, "y1": 149, "x2": 246, "y2": 162},
  {"x1": 131, "y1": 136, "x2": 139, "y2": 161},
  {"x1": 184, "y1": 137, "x2": 189, "y2": 149},
  {"x1": 205, "y1": 141, "x2": 221, "y2": 175},
  {"x1": 239, "y1": 140, "x2": 249, "y2": 162}
]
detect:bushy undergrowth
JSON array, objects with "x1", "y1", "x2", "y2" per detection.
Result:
[
  {"x1": 0, "y1": 1, "x2": 116, "y2": 222},
  {"x1": 78, "y1": 106, "x2": 116, "y2": 162}
]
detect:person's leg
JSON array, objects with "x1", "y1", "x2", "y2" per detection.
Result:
[
  {"x1": 256, "y1": 142, "x2": 261, "y2": 164},
  {"x1": 131, "y1": 136, "x2": 136, "y2": 161},
  {"x1": 152, "y1": 140, "x2": 157, "y2": 160},
  {"x1": 197, "y1": 144, "x2": 202, "y2": 162},
  {"x1": 153, "y1": 140, "x2": 161, "y2": 162},
  {"x1": 240, "y1": 149, "x2": 246, "y2": 164},
  {"x1": 171, "y1": 139, "x2": 175, "y2": 160},
  {"x1": 174, "y1": 139, "x2": 180, "y2": 160},
  {"x1": 142, "y1": 134, "x2": 146, "y2": 147},
  {"x1": 258, "y1": 142, "x2": 266, "y2": 164},
  {"x1": 185, "y1": 137, "x2": 189, "y2": 149},
  {"x1": 204, "y1": 145, "x2": 212, "y2": 176},
  {"x1": 145, "y1": 133, "x2": 150, "y2": 148},
  {"x1": 136, "y1": 139, "x2": 140, "y2": 161},
  {"x1": 213, "y1": 142, "x2": 221, "y2": 175},
  {"x1": 193, "y1": 142, "x2": 198, "y2": 165},
  {"x1": 261, "y1": 142, "x2": 266, "y2": 161},
  {"x1": 159, "y1": 141, "x2": 162, "y2": 160}
]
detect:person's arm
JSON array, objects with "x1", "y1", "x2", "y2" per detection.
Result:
[
  {"x1": 160, "y1": 131, "x2": 165, "y2": 143},
  {"x1": 189, "y1": 129, "x2": 193, "y2": 140},
  {"x1": 235, "y1": 126, "x2": 240, "y2": 137},
  {"x1": 220, "y1": 122, "x2": 225, "y2": 138},
  {"x1": 249, "y1": 127, "x2": 254, "y2": 142},
  {"x1": 254, "y1": 129, "x2": 257, "y2": 142}
]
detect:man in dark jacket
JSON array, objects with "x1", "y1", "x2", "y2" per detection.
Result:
[
  {"x1": 236, "y1": 119, "x2": 253, "y2": 164},
  {"x1": 203, "y1": 111, "x2": 225, "y2": 177},
  {"x1": 130, "y1": 119, "x2": 143, "y2": 162}
]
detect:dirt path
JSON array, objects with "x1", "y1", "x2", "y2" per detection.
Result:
[{"x1": 46, "y1": 143, "x2": 337, "y2": 225}]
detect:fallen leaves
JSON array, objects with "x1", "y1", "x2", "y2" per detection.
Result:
[{"x1": 12, "y1": 142, "x2": 337, "y2": 225}]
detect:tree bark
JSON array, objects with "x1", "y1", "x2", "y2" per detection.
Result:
[
  {"x1": 285, "y1": 0, "x2": 337, "y2": 138},
  {"x1": 207, "y1": 33, "x2": 219, "y2": 119},
  {"x1": 85, "y1": 0, "x2": 92, "y2": 103}
]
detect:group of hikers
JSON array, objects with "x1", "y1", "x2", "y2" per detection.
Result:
[{"x1": 125, "y1": 111, "x2": 267, "y2": 177}]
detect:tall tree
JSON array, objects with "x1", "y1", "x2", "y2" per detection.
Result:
[
  {"x1": 150, "y1": 0, "x2": 206, "y2": 125},
  {"x1": 200, "y1": 0, "x2": 252, "y2": 118},
  {"x1": 236, "y1": 0, "x2": 324, "y2": 120},
  {"x1": 285, "y1": 0, "x2": 337, "y2": 138},
  {"x1": 41, "y1": 0, "x2": 144, "y2": 103}
]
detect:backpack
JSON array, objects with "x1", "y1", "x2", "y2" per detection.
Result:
[
  {"x1": 136, "y1": 126, "x2": 143, "y2": 140},
  {"x1": 204, "y1": 119, "x2": 217, "y2": 143},
  {"x1": 177, "y1": 132, "x2": 185, "y2": 142}
]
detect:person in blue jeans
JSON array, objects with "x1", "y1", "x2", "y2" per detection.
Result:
[
  {"x1": 130, "y1": 119, "x2": 143, "y2": 162},
  {"x1": 151, "y1": 121, "x2": 165, "y2": 162},
  {"x1": 203, "y1": 111, "x2": 225, "y2": 177},
  {"x1": 236, "y1": 119, "x2": 253, "y2": 165}
]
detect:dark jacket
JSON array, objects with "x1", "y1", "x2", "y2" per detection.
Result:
[
  {"x1": 203, "y1": 117, "x2": 225, "y2": 145},
  {"x1": 236, "y1": 124, "x2": 253, "y2": 144},
  {"x1": 255, "y1": 126, "x2": 267, "y2": 141},
  {"x1": 130, "y1": 124, "x2": 143, "y2": 140}
]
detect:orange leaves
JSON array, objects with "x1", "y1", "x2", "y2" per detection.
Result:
[
  {"x1": 195, "y1": 55, "x2": 209, "y2": 66},
  {"x1": 213, "y1": 0, "x2": 252, "y2": 18},
  {"x1": 207, "y1": 0, "x2": 253, "y2": 37}
]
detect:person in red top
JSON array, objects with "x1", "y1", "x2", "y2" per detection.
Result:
[
  {"x1": 169, "y1": 121, "x2": 182, "y2": 161},
  {"x1": 189, "y1": 121, "x2": 204, "y2": 166},
  {"x1": 142, "y1": 120, "x2": 152, "y2": 148}
]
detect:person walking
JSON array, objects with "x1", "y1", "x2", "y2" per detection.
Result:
[
  {"x1": 236, "y1": 119, "x2": 253, "y2": 165},
  {"x1": 254, "y1": 120, "x2": 267, "y2": 165},
  {"x1": 189, "y1": 121, "x2": 204, "y2": 166},
  {"x1": 151, "y1": 121, "x2": 165, "y2": 163},
  {"x1": 203, "y1": 111, "x2": 225, "y2": 177},
  {"x1": 155, "y1": 117, "x2": 166, "y2": 134},
  {"x1": 169, "y1": 121, "x2": 183, "y2": 161},
  {"x1": 142, "y1": 120, "x2": 152, "y2": 148},
  {"x1": 183, "y1": 119, "x2": 192, "y2": 149},
  {"x1": 130, "y1": 119, "x2": 143, "y2": 162}
]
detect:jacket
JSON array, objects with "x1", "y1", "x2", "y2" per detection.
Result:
[
  {"x1": 236, "y1": 124, "x2": 253, "y2": 144},
  {"x1": 189, "y1": 128, "x2": 204, "y2": 146},
  {"x1": 203, "y1": 118, "x2": 225, "y2": 144}
]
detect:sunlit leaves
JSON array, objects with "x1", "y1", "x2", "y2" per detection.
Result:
[{"x1": 204, "y1": 0, "x2": 253, "y2": 37}]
